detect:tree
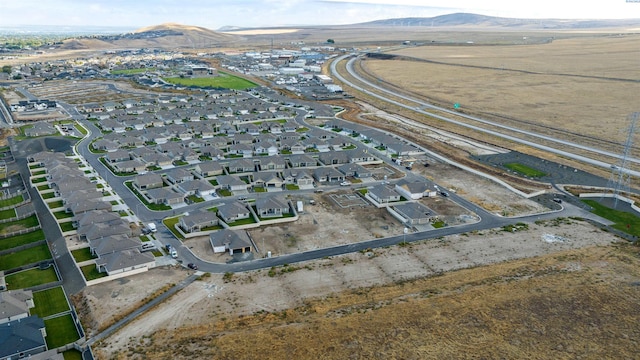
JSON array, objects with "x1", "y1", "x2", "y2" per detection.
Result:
[
  {"x1": 1, "y1": 65, "x2": 11, "y2": 74},
  {"x1": 326, "y1": 39, "x2": 335, "y2": 44}
]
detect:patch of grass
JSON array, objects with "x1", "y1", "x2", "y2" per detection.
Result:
[
  {"x1": 80, "y1": 264, "x2": 107, "y2": 281},
  {"x1": 0, "y1": 228, "x2": 45, "y2": 251},
  {"x1": 0, "y1": 243, "x2": 52, "y2": 271},
  {"x1": 227, "y1": 217, "x2": 258, "y2": 226},
  {"x1": 42, "y1": 192, "x2": 56, "y2": 199},
  {"x1": 44, "y1": 314, "x2": 80, "y2": 349},
  {"x1": 71, "y1": 247, "x2": 95, "y2": 262},
  {"x1": 285, "y1": 184, "x2": 299, "y2": 190},
  {"x1": 54, "y1": 211, "x2": 74, "y2": 219},
  {"x1": 60, "y1": 222, "x2": 76, "y2": 232},
  {"x1": 0, "y1": 194, "x2": 23, "y2": 207},
  {"x1": 151, "y1": 249, "x2": 164, "y2": 257},
  {"x1": 62, "y1": 349, "x2": 83, "y2": 360},
  {"x1": 5, "y1": 266, "x2": 58, "y2": 289},
  {"x1": 217, "y1": 189, "x2": 232, "y2": 197},
  {"x1": 583, "y1": 199, "x2": 640, "y2": 237},
  {"x1": 186, "y1": 195, "x2": 204, "y2": 203},
  {"x1": 37, "y1": 184, "x2": 50, "y2": 191},
  {"x1": 0, "y1": 208, "x2": 16, "y2": 219},
  {"x1": 163, "y1": 71, "x2": 257, "y2": 90},
  {"x1": 31, "y1": 177, "x2": 47, "y2": 183},
  {"x1": 47, "y1": 200, "x2": 64, "y2": 209},
  {"x1": 432, "y1": 220, "x2": 446, "y2": 228},
  {"x1": 32, "y1": 286, "x2": 70, "y2": 318},
  {"x1": 0, "y1": 214, "x2": 40, "y2": 233},
  {"x1": 503, "y1": 162, "x2": 546, "y2": 178},
  {"x1": 162, "y1": 217, "x2": 184, "y2": 239}
]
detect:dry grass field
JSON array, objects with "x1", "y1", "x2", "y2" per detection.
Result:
[{"x1": 359, "y1": 34, "x2": 640, "y2": 157}]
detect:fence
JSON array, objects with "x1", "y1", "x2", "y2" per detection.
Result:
[
  {"x1": 4, "y1": 258, "x2": 55, "y2": 275},
  {"x1": 0, "y1": 224, "x2": 41, "y2": 239},
  {"x1": 0, "y1": 208, "x2": 36, "y2": 224},
  {"x1": 0, "y1": 239, "x2": 46, "y2": 256}
]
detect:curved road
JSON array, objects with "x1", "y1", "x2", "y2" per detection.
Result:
[{"x1": 330, "y1": 54, "x2": 640, "y2": 176}]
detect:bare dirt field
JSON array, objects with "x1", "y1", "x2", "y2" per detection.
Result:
[
  {"x1": 360, "y1": 35, "x2": 640, "y2": 156},
  {"x1": 88, "y1": 218, "x2": 633, "y2": 359}
]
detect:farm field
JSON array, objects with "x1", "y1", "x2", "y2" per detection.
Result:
[{"x1": 359, "y1": 35, "x2": 640, "y2": 159}]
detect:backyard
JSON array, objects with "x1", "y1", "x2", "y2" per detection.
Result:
[
  {"x1": 32, "y1": 286, "x2": 70, "y2": 318},
  {"x1": 5, "y1": 266, "x2": 58, "y2": 289},
  {"x1": 0, "y1": 243, "x2": 52, "y2": 271}
]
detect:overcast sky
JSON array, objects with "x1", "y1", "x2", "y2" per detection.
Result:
[{"x1": 0, "y1": 0, "x2": 638, "y2": 30}]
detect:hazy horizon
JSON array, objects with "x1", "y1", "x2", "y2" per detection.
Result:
[{"x1": 0, "y1": 0, "x2": 638, "y2": 31}]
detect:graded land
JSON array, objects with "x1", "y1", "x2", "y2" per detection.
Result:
[{"x1": 85, "y1": 219, "x2": 638, "y2": 359}]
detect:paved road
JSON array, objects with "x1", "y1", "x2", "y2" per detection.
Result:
[
  {"x1": 330, "y1": 54, "x2": 640, "y2": 175},
  {"x1": 8, "y1": 137, "x2": 87, "y2": 295}
]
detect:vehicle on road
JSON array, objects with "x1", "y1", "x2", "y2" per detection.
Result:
[
  {"x1": 147, "y1": 222, "x2": 157, "y2": 233},
  {"x1": 553, "y1": 198, "x2": 563, "y2": 203},
  {"x1": 340, "y1": 181, "x2": 351, "y2": 186},
  {"x1": 440, "y1": 191, "x2": 449, "y2": 197},
  {"x1": 187, "y1": 263, "x2": 197, "y2": 270}
]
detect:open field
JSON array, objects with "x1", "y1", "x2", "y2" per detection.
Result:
[
  {"x1": 359, "y1": 35, "x2": 640, "y2": 160},
  {"x1": 163, "y1": 71, "x2": 257, "y2": 90},
  {"x1": 90, "y1": 219, "x2": 629, "y2": 359}
]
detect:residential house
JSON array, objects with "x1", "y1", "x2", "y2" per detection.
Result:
[
  {"x1": 146, "y1": 187, "x2": 185, "y2": 205},
  {"x1": 0, "y1": 290, "x2": 34, "y2": 324},
  {"x1": 313, "y1": 167, "x2": 345, "y2": 183},
  {"x1": 105, "y1": 149, "x2": 130, "y2": 163},
  {"x1": 209, "y1": 229, "x2": 252, "y2": 255},
  {"x1": 252, "y1": 171, "x2": 284, "y2": 189},
  {"x1": 95, "y1": 249, "x2": 155, "y2": 276},
  {"x1": 255, "y1": 197, "x2": 290, "y2": 218},
  {"x1": 134, "y1": 173, "x2": 164, "y2": 190},
  {"x1": 164, "y1": 168, "x2": 194, "y2": 184},
  {"x1": 179, "y1": 209, "x2": 219, "y2": 233},
  {"x1": 0, "y1": 316, "x2": 47, "y2": 360},
  {"x1": 394, "y1": 179, "x2": 434, "y2": 200},
  {"x1": 89, "y1": 234, "x2": 142, "y2": 257},
  {"x1": 288, "y1": 154, "x2": 317, "y2": 168},
  {"x1": 256, "y1": 155, "x2": 287, "y2": 171},
  {"x1": 216, "y1": 175, "x2": 248, "y2": 192},
  {"x1": 282, "y1": 169, "x2": 314, "y2": 186},
  {"x1": 226, "y1": 158, "x2": 255, "y2": 173},
  {"x1": 368, "y1": 184, "x2": 402, "y2": 204},
  {"x1": 318, "y1": 151, "x2": 349, "y2": 165},
  {"x1": 392, "y1": 202, "x2": 433, "y2": 225},
  {"x1": 194, "y1": 161, "x2": 224, "y2": 178},
  {"x1": 337, "y1": 163, "x2": 372, "y2": 178},
  {"x1": 177, "y1": 179, "x2": 217, "y2": 197},
  {"x1": 217, "y1": 201, "x2": 251, "y2": 223}
]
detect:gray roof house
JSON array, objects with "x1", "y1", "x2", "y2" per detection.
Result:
[
  {"x1": 179, "y1": 209, "x2": 219, "y2": 233},
  {"x1": 177, "y1": 179, "x2": 217, "y2": 197},
  {"x1": 337, "y1": 163, "x2": 372, "y2": 178},
  {"x1": 209, "y1": 229, "x2": 252, "y2": 255},
  {"x1": 0, "y1": 290, "x2": 34, "y2": 324},
  {"x1": 95, "y1": 249, "x2": 155, "y2": 276},
  {"x1": 217, "y1": 201, "x2": 251, "y2": 223},
  {"x1": 194, "y1": 161, "x2": 224, "y2": 178},
  {"x1": 392, "y1": 202, "x2": 433, "y2": 225},
  {"x1": 134, "y1": 173, "x2": 164, "y2": 190},
  {"x1": 368, "y1": 184, "x2": 402, "y2": 204},
  {"x1": 89, "y1": 234, "x2": 142, "y2": 257},
  {"x1": 282, "y1": 169, "x2": 314, "y2": 186},
  {"x1": 255, "y1": 197, "x2": 290, "y2": 218},
  {"x1": 163, "y1": 167, "x2": 195, "y2": 184},
  {"x1": 216, "y1": 175, "x2": 249, "y2": 192},
  {"x1": 394, "y1": 179, "x2": 433, "y2": 200},
  {"x1": 146, "y1": 187, "x2": 185, "y2": 205},
  {"x1": 78, "y1": 219, "x2": 132, "y2": 242},
  {"x1": 0, "y1": 316, "x2": 47, "y2": 360},
  {"x1": 252, "y1": 171, "x2": 283, "y2": 189},
  {"x1": 313, "y1": 167, "x2": 345, "y2": 183}
]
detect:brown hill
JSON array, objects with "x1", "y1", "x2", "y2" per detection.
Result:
[{"x1": 59, "y1": 22, "x2": 242, "y2": 50}]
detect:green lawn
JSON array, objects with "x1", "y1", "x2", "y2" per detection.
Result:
[
  {"x1": 47, "y1": 200, "x2": 64, "y2": 209},
  {"x1": 163, "y1": 71, "x2": 257, "y2": 90},
  {"x1": 63, "y1": 349, "x2": 83, "y2": 360},
  {"x1": 0, "y1": 194, "x2": 23, "y2": 207},
  {"x1": 0, "y1": 243, "x2": 52, "y2": 271},
  {"x1": 71, "y1": 247, "x2": 95, "y2": 262},
  {"x1": 0, "y1": 228, "x2": 45, "y2": 251},
  {"x1": 44, "y1": 314, "x2": 80, "y2": 348},
  {"x1": 80, "y1": 264, "x2": 107, "y2": 281},
  {"x1": 42, "y1": 192, "x2": 56, "y2": 199},
  {"x1": 0, "y1": 208, "x2": 16, "y2": 220},
  {"x1": 37, "y1": 184, "x2": 50, "y2": 191},
  {"x1": 54, "y1": 211, "x2": 74, "y2": 219},
  {"x1": 503, "y1": 162, "x2": 547, "y2": 178},
  {"x1": 5, "y1": 266, "x2": 58, "y2": 289},
  {"x1": 162, "y1": 217, "x2": 184, "y2": 239},
  {"x1": 583, "y1": 199, "x2": 640, "y2": 237},
  {"x1": 32, "y1": 286, "x2": 70, "y2": 318},
  {"x1": 60, "y1": 222, "x2": 75, "y2": 232}
]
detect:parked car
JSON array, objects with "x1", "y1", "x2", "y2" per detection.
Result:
[
  {"x1": 340, "y1": 181, "x2": 351, "y2": 186},
  {"x1": 440, "y1": 191, "x2": 449, "y2": 197},
  {"x1": 187, "y1": 263, "x2": 198, "y2": 270}
]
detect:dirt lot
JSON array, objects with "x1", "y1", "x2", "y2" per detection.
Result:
[{"x1": 88, "y1": 218, "x2": 632, "y2": 359}]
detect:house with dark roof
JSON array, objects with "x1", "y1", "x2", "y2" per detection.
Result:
[
  {"x1": 0, "y1": 316, "x2": 47, "y2": 359},
  {"x1": 209, "y1": 229, "x2": 252, "y2": 255},
  {"x1": 313, "y1": 167, "x2": 345, "y2": 183},
  {"x1": 337, "y1": 163, "x2": 372, "y2": 178}
]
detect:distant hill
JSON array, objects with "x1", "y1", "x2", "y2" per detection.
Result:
[
  {"x1": 58, "y1": 23, "x2": 242, "y2": 50},
  {"x1": 359, "y1": 12, "x2": 640, "y2": 29}
]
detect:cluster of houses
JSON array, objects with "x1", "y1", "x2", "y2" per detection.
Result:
[
  {"x1": 28, "y1": 151, "x2": 155, "y2": 277},
  {"x1": 0, "y1": 290, "x2": 61, "y2": 360}
]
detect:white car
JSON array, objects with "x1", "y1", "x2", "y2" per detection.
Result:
[{"x1": 340, "y1": 181, "x2": 351, "y2": 186}]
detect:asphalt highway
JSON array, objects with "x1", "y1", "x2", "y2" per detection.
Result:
[{"x1": 330, "y1": 54, "x2": 640, "y2": 176}]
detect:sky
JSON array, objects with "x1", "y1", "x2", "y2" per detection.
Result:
[{"x1": 0, "y1": 0, "x2": 638, "y2": 30}]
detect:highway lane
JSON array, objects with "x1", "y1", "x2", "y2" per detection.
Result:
[{"x1": 330, "y1": 54, "x2": 640, "y2": 175}]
